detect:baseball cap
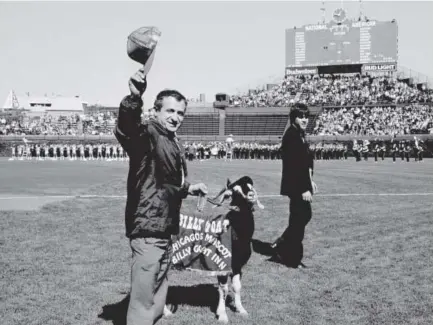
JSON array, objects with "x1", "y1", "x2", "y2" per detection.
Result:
[{"x1": 127, "y1": 26, "x2": 161, "y2": 76}]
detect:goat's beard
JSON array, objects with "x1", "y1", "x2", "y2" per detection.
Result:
[
  {"x1": 247, "y1": 192, "x2": 264, "y2": 210},
  {"x1": 246, "y1": 192, "x2": 255, "y2": 201}
]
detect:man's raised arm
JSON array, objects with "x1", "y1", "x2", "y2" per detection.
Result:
[{"x1": 114, "y1": 69, "x2": 148, "y2": 155}]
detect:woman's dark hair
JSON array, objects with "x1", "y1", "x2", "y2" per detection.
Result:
[{"x1": 290, "y1": 103, "x2": 309, "y2": 124}]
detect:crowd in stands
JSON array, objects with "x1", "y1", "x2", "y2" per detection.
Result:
[
  {"x1": 81, "y1": 111, "x2": 117, "y2": 135},
  {"x1": 0, "y1": 114, "x2": 80, "y2": 136},
  {"x1": 0, "y1": 111, "x2": 118, "y2": 136},
  {"x1": 313, "y1": 104, "x2": 433, "y2": 136},
  {"x1": 229, "y1": 74, "x2": 432, "y2": 107},
  {"x1": 1, "y1": 74, "x2": 433, "y2": 137}
]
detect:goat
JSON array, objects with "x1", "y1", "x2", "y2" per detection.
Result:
[
  {"x1": 163, "y1": 176, "x2": 263, "y2": 323},
  {"x1": 212, "y1": 176, "x2": 264, "y2": 323}
]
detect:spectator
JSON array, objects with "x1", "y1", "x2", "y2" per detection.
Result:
[
  {"x1": 229, "y1": 74, "x2": 432, "y2": 108},
  {"x1": 313, "y1": 104, "x2": 433, "y2": 136}
]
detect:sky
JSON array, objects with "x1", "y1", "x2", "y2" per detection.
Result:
[{"x1": 0, "y1": 0, "x2": 432, "y2": 109}]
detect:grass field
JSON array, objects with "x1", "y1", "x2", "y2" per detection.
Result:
[{"x1": 1, "y1": 157, "x2": 432, "y2": 325}]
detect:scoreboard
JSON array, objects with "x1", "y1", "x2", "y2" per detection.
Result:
[{"x1": 285, "y1": 19, "x2": 398, "y2": 68}]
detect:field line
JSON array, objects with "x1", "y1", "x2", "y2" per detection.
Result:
[
  {"x1": 1, "y1": 193, "x2": 433, "y2": 200},
  {"x1": 310, "y1": 193, "x2": 433, "y2": 197}
]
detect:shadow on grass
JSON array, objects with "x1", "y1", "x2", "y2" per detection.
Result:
[
  {"x1": 251, "y1": 238, "x2": 275, "y2": 257},
  {"x1": 252, "y1": 238, "x2": 294, "y2": 267},
  {"x1": 98, "y1": 294, "x2": 129, "y2": 325},
  {"x1": 166, "y1": 284, "x2": 218, "y2": 312},
  {"x1": 98, "y1": 284, "x2": 218, "y2": 325}
]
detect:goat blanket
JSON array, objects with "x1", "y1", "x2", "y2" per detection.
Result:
[{"x1": 171, "y1": 204, "x2": 233, "y2": 276}]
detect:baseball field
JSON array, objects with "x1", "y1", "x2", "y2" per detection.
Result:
[{"x1": 1, "y1": 158, "x2": 432, "y2": 325}]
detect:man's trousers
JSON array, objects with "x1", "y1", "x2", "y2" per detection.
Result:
[
  {"x1": 127, "y1": 237, "x2": 172, "y2": 325},
  {"x1": 277, "y1": 196, "x2": 312, "y2": 267}
]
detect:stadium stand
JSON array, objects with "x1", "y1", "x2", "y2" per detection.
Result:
[
  {"x1": 81, "y1": 111, "x2": 117, "y2": 135},
  {"x1": 312, "y1": 104, "x2": 433, "y2": 136},
  {"x1": 229, "y1": 75, "x2": 433, "y2": 108},
  {"x1": 2, "y1": 94, "x2": 432, "y2": 137},
  {"x1": 177, "y1": 113, "x2": 219, "y2": 136},
  {"x1": 225, "y1": 113, "x2": 289, "y2": 136}
]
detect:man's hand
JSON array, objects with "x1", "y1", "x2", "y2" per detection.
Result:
[
  {"x1": 188, "y1": 183, "x2": 208, "y2": 196},
  {"x1": 302, "y1": 191, "x2": 312, "y2": 202},
  {"x1": 129, "y1": 68, "x2": 147, "y2": 97},
  {"x1": 312, "y1": 181, "x2": 318, "y2": 194}
]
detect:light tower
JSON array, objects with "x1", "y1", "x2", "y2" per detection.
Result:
[
  {"x1": 11, "y1": 90, "x2": 19, "y2": 109},
  {"x1": 320, "y1": 1, "x2": 326, "y2": 24},
  {"x1": 359, "y1": 0, "x2": 365, "y2": 21},
  {"x1": 2, "y1": 90, "x2": 20, "y2": 110}
]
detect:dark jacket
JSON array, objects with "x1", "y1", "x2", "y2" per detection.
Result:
[
  {"x1": 114, "y1": 95, "x2": 190, "y2": 239},
  {"x1": 280, "y1": 124, "x2": 314, "y2": 198}
]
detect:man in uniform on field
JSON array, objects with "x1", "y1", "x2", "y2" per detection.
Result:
[
  {"x1": 390, "y1": 137, "x2": 398, "y2": 163},
  {"x1": 352, "y1": 140, "x2": 361, "y2": 162},
  {"x1": 373, "y1": 141, "x2": 379, "y2": 163},
  {"x1": 225, "y1": 134, "x2": 234, "y2": 161},
  {"x1": 362, "y1": 140, "x2": 369, "y2": 161},
  {"x1": 379, "y1": 141, "x2": 386, "y2": 161},
  {"x1": 399, "y1": 141, "x2": 405, "y2": 161},
  {"x1": 405, "y1": 141, "x2": 412, "y2": 162},
  {"x1": 414, "y1": 136, "x2": 424, "y2": 162}
]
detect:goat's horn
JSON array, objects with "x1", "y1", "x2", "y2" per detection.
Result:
[
  {"x1": 212, "y1": 179, "x2": 231, "y2": 201},
  {"x1": 232, "y1": 185, "x2": 247, "y2": 199},
  {"x1": 219, "y1": 190, "x2": 232, "y2": 204},
  {"x1": 213, "y1": 187, "x2": 228, "y2": 201}
]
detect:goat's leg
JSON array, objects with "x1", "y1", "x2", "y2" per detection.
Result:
[
  {"x1": 216, "y1": 275, "x2": 229, "y2": 323},
  {"x1": 232, "y1": 273, "x2": 248, "y2": 316}
]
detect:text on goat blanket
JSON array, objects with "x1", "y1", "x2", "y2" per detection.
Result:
[{"x1": 172, "y1": 212, "x2": 232, "y2": 273}]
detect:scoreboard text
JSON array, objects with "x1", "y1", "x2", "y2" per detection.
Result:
[{"x1": 285, "y1": 20, "x2": 398, "y2": 68}]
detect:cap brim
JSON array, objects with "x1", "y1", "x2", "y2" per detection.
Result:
[{"x1": 141, "y1": 49, "x2": 156, "y2": 76}]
